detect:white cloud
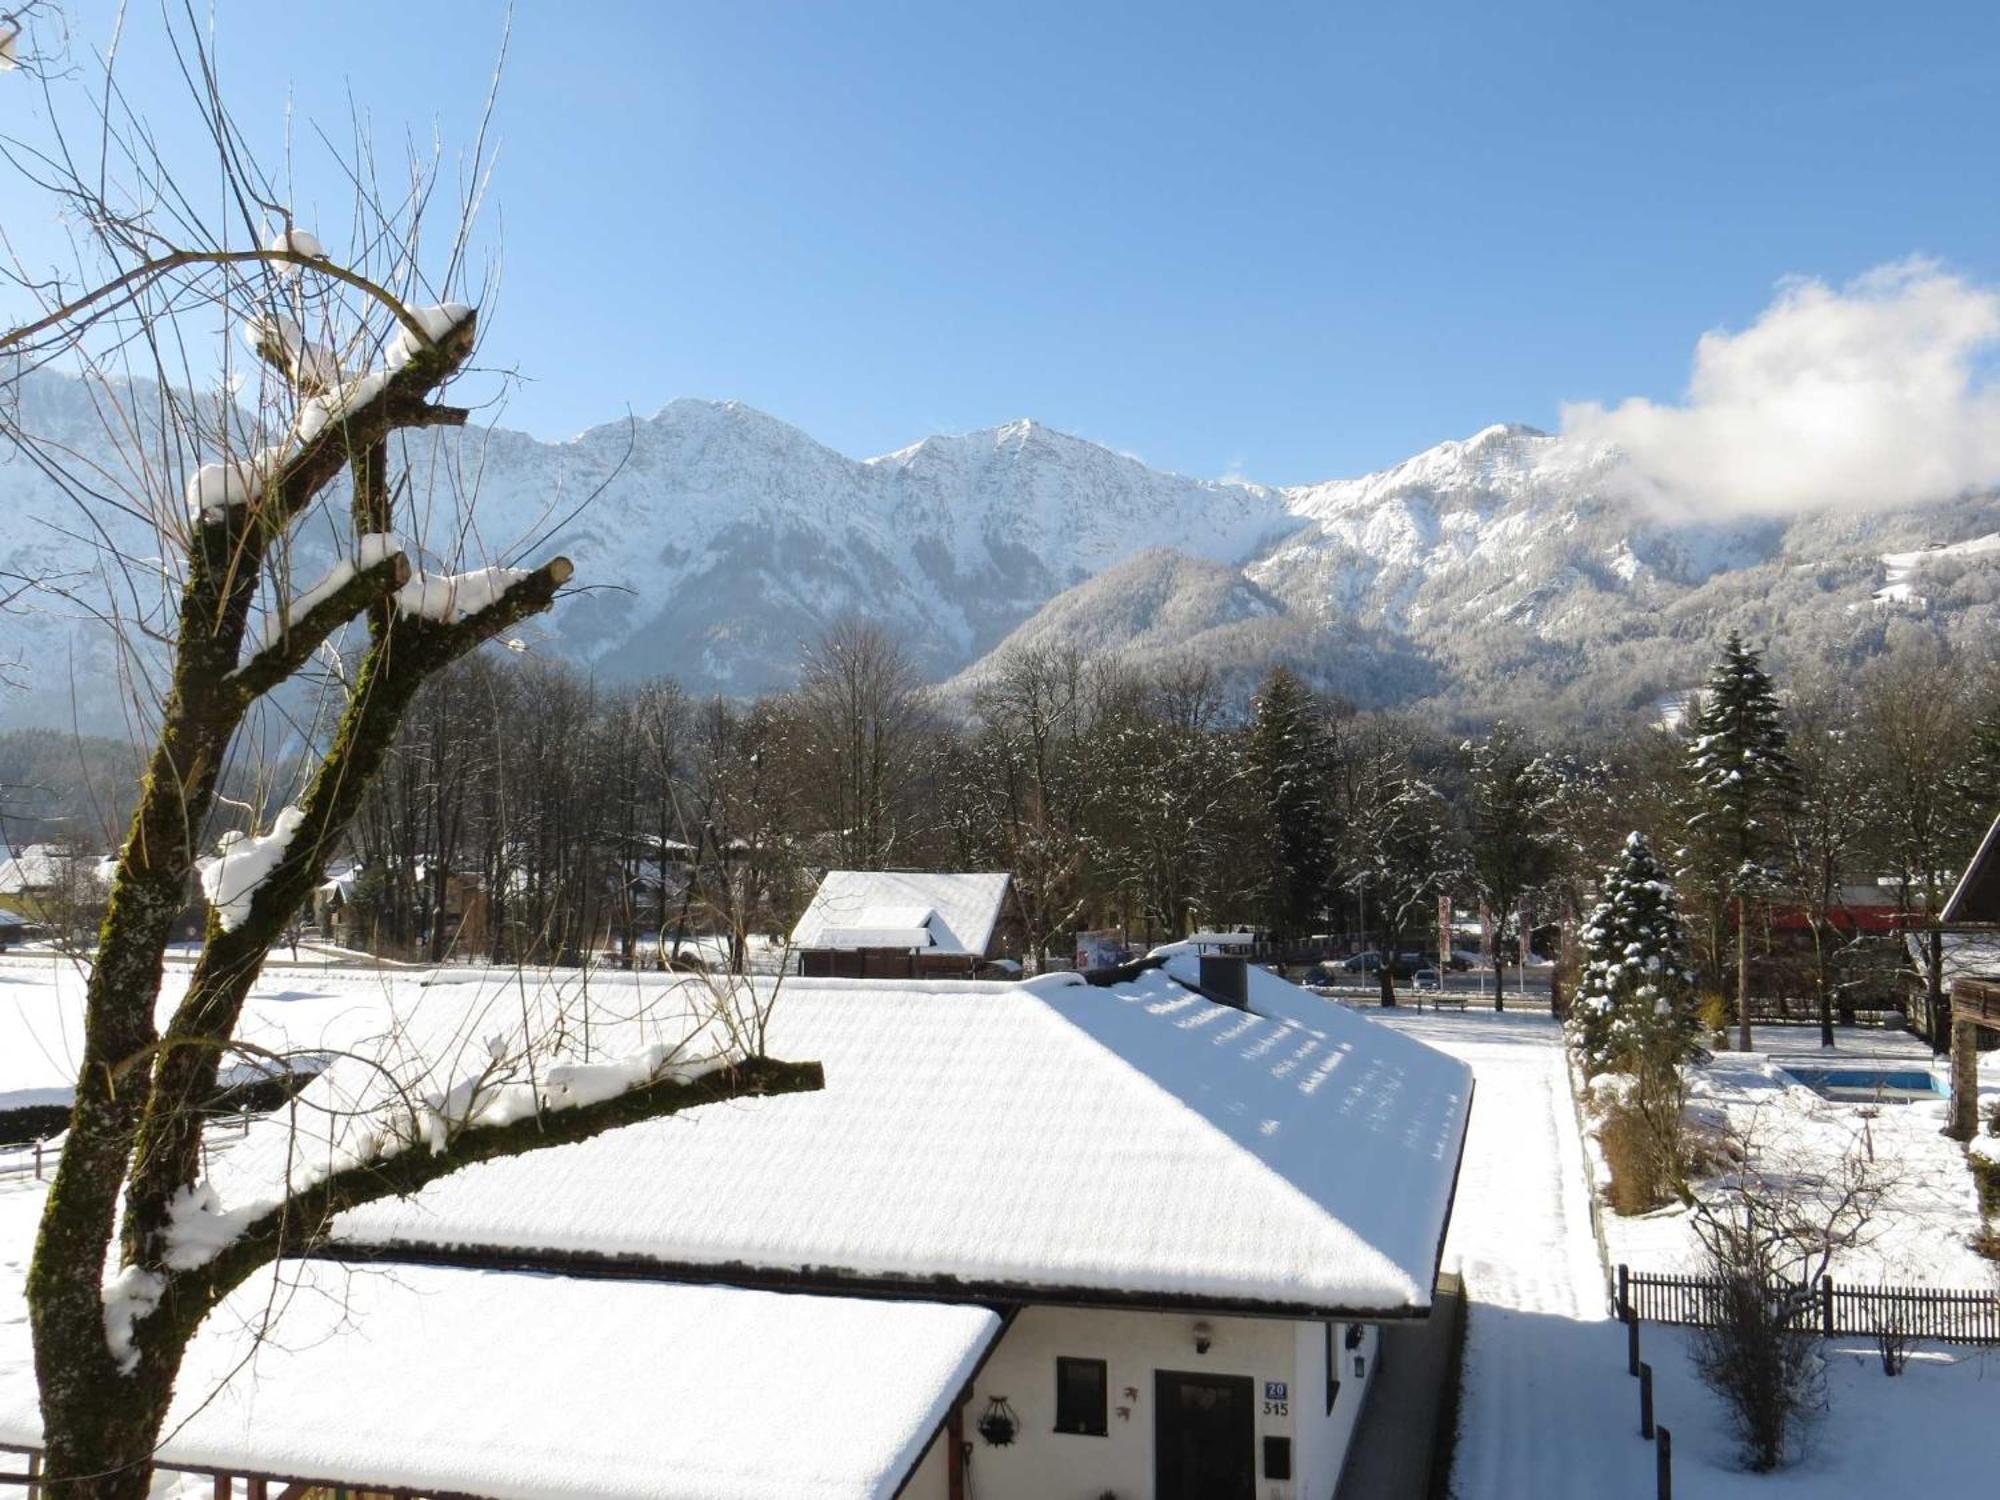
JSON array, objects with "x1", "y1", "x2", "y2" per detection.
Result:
[{"x1": 1562, "y1": 259, "x2": 2000, "y2": 516}]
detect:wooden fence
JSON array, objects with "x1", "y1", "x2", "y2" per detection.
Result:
[{"x1": 1618, "y1": 1263, "x2": 2000, "y2": 1345}]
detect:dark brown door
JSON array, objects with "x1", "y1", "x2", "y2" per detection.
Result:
[{"x1": 1154, "y1": 1370, "x2": 1255, "y2": 1500}]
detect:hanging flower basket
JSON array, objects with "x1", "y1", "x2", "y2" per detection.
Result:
[{"x1": 976, "y1": 1395, "x2": 1020, "y2": 1447}]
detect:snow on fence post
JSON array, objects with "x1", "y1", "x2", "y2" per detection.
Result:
[
  {"x1": 1638, "y1": 1361, "x2": 1654, "y2": 1439},
  {"x1": 1656, "y1": 1426, "x2": 1672, "y2": 1500},
  {"x1": 1625, "y1": 1304, "x2": 1641, "y2": 1376},
  {"x1": 32, "y1": 1137, "x2": 42, "y2": 1181}
]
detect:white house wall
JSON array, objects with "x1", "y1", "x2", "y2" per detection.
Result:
[
  {"x1": 962, "y1": 1304, "x2": 1376, "y2": 1500},
  {"x1": 1289, "y1": 1320, "x2": 1378, "y2": 1500}
]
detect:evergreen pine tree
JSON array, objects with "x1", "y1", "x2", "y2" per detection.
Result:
[
  {"x1": 1685, "y1": 632, "x2": 1796, "y2": 1050},
  {"x1": 1569, "y1": 831, "x2": 1697, "y2": 1075},
  {"x1": 1248, "y1": 666, "x2": 1334, "y2": 940}
]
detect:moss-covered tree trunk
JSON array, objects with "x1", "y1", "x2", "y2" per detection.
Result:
[{"x1": 19, "y1": 308, "x2": 826, "y2": 1499}]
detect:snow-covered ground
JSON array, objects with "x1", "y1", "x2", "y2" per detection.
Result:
[
  {"x1": 1647, "y1": 1324, "x2": 1998, "y2": 1494},
  {"x1": 1590, "y1": 1028, "x2": 1998, "y2": 1285},
  {"x1": 1367, "y1": 1005, "x2": 2000, "y2": 1497},
  {"x1": 1368, "y1": 1008, "x2": 1653, "y2": 1497}
]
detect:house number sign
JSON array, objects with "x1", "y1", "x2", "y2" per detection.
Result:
[{"x1": 1262, "y1": 1380, "x2": 1289, "y2": 1416}]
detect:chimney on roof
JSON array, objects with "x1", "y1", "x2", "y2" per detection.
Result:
[{"x1": 1200, "y1": 954, "x2": 1249, "y2": 1010}]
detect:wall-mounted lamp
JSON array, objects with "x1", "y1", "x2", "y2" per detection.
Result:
[
  {"x1": 1192, "y1": 1320, "x2": 1214, "y2": 1355},
  {"x1": 1344, "y1": 1324, "x2": 1364, "y2": 1351}
]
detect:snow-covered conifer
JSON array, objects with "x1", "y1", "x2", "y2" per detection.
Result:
[
  {"x1": 1249, "y1": 666, "x2": 1334, "y2": 940},
  {"x1": 1684, "y1": 632, "x2": 1795, "y2": 1048},
  {"x1": 1568, "y1": 831, "x2": 1696, "y2": 1075}
]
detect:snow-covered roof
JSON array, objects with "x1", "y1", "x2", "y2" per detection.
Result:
[
  {"x1": 272, "y1": 967, "x2": 1470, "y2": 1316},
  {"x1": 0, "y1": 846, "x2": 61, "y2": 895},
  {"x1": 0, "y1": 1257, "x2": 995, "y2": 1500},
  {"x1": 818, "y1": 925, "x2": 935, "y2": 950},
  {"x1": 791, "y1": 871, "x2": 1011, "y2": 957},
  {"x1": 1918, "y1": 929, "x2": 2000, "y2": 984},
  {"x1": 0, "y1": 845, "x2": 117, "y2": 895},
  {"x1": 1943, "y1": 811, "x2": 2000, "y2": 925}
]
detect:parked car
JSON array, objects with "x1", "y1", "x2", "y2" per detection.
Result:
[
  {"x1": 1339, "y1": 951, "x2": 1384, "y2": 974},
  {"x1": 1412, "y1": 968, "x2": 1442, "y2": 992}
]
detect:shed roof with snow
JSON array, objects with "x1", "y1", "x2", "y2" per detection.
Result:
[
  {"x1": 790, "y1": 870, "x2": 1012, "y2": 956},
  {"x1": 253, "y1": 967, "x2": 1472, "y2": 1318},
  {"x1": 1943, "y1": 812, "x2": 2000, "y2": 925},
  {"x1": 0, "y1": 1259, "x2": 996, "y2": 1500}
]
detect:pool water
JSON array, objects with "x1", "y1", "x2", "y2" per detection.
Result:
[{"x1": 1780, "y1": 1066, "x2": 1946, "y2": 1103}]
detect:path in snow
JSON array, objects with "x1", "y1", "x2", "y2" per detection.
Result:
[{"x1": 1372, "y1": 1008, "x2": 1654, "y2": 1499}]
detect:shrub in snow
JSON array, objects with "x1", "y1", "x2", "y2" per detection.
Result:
[
  {"x1": 1688, "y1": 1246, "x2": 1823, "y2": 1471},
  {"x1": 1687, "y1": 1195, "x2": 1834, "y2": 1470},
  {"x1": 1688, "y1": 1123, "x2": 1889, "y2": 1470}
]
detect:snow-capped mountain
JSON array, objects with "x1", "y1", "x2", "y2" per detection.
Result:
[{"x1": 5, "y1": 369, "x2": 2000, "y2": 732}]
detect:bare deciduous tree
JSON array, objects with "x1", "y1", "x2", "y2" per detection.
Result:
[
  {"x1": 795, "y1": 617, "x2": 926, "y2": 869},
  {"x1": 0, "y1": 14, "x2": 819, "y2": 1495}
]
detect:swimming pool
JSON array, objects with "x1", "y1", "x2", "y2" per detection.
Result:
[{"x1": 1780, "y1": 1066, "x2": 1946, "y2": 1103}]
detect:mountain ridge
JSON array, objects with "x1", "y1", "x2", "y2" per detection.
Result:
[{"x1": 5, "y1": 371, "x2": 1999, "y2": 730}]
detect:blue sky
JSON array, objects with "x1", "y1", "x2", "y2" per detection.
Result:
[{"x1": 10, "y1": 1, "x2": 2000, "y2": 485}]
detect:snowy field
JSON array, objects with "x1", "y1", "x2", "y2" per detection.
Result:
[
  {"x1": 1366, "y1": 1008, "x2": 1655, "y2": 1497},
  {"x1": 1364, "y1": 1006, "x2": 2000, "y2": 1498},
  {"x1": 1590, "y1": 1027, "x2": 1998, "y2": 1286}
]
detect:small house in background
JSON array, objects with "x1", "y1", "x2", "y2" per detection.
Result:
[
  {"x1": 0, "y1": 908, "x2": 43, "y2": 950},
  {"x1": 313, "y1": 861, "x2": 493, "y2": 957},
  {"x1": 792, "y1": 869, "x2": 1018, "y2": 978}
]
